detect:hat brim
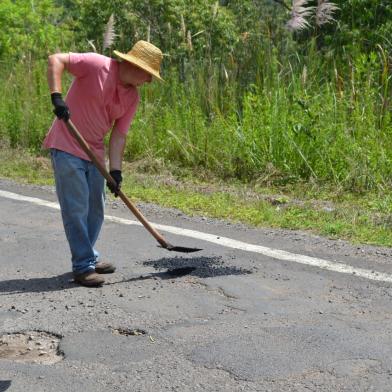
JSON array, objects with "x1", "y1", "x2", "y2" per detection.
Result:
[{"x1": 113, "y1": 50, "x2": 163, "y2": 81}]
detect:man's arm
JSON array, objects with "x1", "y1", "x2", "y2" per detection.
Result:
[
  {"x1": 47, "y1": 53, "x2": 70, "y2": 93},
  {"x1": 109, "y1": 128, "x2": 126, "y2": 171},
  {"x1": 106, "y1": 128, "x2": 127, "y2": 196},
  {"x1": 47, "y1": 53, "x2": 71, "y2": 120}
]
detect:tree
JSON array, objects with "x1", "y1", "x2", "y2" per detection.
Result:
[{"x1": 0, "y1": 0, "x2": 71, "y2": 61}]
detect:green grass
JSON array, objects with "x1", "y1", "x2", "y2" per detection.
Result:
[
  {"x1": 1, "y1": 49, "x2": 391, "y2": 191},
  {"x1": 1, "y1": 146, "x2": 392, "y2": 247}
]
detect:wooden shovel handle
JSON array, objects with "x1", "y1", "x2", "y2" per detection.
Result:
[{"x1": 64, "y1": 119, "x2": 170, "y2": 248}]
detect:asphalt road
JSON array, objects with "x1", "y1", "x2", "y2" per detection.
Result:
[{"x1": 1, "y1": 178, "x2": 392, "y2": 392}]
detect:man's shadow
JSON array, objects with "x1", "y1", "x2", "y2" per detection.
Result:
[
  {"x1": 0, "y1": 256, "x2": 253, "y2": 294},
  {"x1": 0, "y1": 380, "x2": 11, "y2": 392},
  {"x1": 0, "y1": 273, "x2": 74, "y2": 295}
]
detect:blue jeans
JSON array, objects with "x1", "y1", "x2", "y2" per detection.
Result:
[{"x1": 50, "y1": 149, "x2": 105, "y2": 274}]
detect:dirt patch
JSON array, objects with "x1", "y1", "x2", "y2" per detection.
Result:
[{"x1": 0, "y1": 331, "x2": 63, "y2": 364}]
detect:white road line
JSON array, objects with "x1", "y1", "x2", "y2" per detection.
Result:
[{"x1": 1, "y1": 189, "x2": 391, "y2": 283}]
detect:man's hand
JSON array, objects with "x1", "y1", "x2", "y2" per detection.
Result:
[
  {"x1": 107, "y1": 170, "x2": 122, "y2": 197},
  {"x1": 51, "y1": 92, "x2": 70, "y2": 121}
]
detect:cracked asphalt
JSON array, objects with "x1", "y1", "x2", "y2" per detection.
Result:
[{"x1": 1, "y1": 179, "x2": 392, "y2": 391}]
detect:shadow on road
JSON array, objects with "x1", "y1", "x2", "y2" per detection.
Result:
[
  {"x1": 106, "y1": 268, "x2": 197, "y2": 285},
  {"x1": 0, "y1": 380, "x2": 11, "y2": 392},
  {"x1": 0, "y1": 273, "x2": 73, "y2": 294},
  {"x1": 0, "y1": 257, "x2": 255, "y2": 293}
]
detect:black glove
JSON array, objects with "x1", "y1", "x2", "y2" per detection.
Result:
[
  {"x1": 107, "y1": 170, "x2": 122, "y2": 197},
  {"x1": 51, "y1": 92, "x2": 70, "y2": 121}
]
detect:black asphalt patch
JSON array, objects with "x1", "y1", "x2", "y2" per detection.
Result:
[{"x1": 143, "y1": 256, "x2": 254, "y2": 278}]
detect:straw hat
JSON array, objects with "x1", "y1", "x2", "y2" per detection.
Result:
[{"x1": 113, "y1": 40, "x2": 163, "y2": 81}]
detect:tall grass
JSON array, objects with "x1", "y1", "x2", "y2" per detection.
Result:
[
  {"x1": 0, "y1": 42, "x2": 391, "y2": 192},
  {"x1": 130, "y1": 42, "x2": 392, "y2": 190},
  {"x1": 0, "y1": 59, "x2": 53, "y2": 150}
]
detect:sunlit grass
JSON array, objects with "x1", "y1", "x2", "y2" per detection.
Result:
[{"x1": 0, "y1": 47, "x2": 391, "y2": 192}]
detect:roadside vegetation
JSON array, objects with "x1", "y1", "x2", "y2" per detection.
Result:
[
  {"x1": 1, "y1": 1, "x2": 391, "y2": 246},
  {"x1": 2, "y1": 146, "x2": 392, "y2": 247}
]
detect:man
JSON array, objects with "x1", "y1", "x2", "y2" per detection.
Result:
[{"x1": 43, "y1": 40, "x2": 163, "y2": 287}]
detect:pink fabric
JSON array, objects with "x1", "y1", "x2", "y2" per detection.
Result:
[{"x1": 43, "y1": 53, "x2": 139, "y2": 163}]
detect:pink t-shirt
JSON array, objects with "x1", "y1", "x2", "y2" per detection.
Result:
[{"x1": 43, "y1": 53, "x2": 139, "y2": 162}]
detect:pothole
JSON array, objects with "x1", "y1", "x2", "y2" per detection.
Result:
[
  {"x1": 111, "y1": 328, "x2": 147, "y2": 336},
  {"x1": 0, "y1": 331, "x2": 63, "y2": 364}
]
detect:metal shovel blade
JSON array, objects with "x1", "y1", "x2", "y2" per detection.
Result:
[{"x1": 159, "y1": 244, "x2": 203, "y2": 253}]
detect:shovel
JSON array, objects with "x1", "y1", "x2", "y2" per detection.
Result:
[{"x1": 64, "y1": 119, "x2": 202, "y2": 253}]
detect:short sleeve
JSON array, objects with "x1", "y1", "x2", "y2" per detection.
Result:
[
  {"x1": 68, "y1": 53, "x2": 107, "y2": 78},
  {"x1": 114, "y1": 93, "x2": 140, "y2": 135}
]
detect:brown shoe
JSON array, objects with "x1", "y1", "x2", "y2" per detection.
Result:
[
  {"x1": 73, "y1": 271, "x2": 105, "y2": 287},
  {"x1": 95, "y1": 261, "x2": 116, "y2": 274}
]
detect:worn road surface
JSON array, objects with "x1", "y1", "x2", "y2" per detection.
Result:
[{"x1": 1, "y1": 178, "x2": 392, "y2": 392}]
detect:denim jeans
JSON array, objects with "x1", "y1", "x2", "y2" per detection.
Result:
[{"x1": 50, "y1": 149, "x2": 105, "y2": 274}]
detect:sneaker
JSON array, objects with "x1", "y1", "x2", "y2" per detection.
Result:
[
  {"x1": 95, "y1": 261, "x2": 116, "y2": 274},
  {"x1": 73, "y1": 271, "x2": 105, "y2": 287}
]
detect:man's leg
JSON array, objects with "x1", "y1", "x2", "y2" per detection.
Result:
[
  {"x1": 86, "y1": 162, "x2": 105, "y2": 261},
  {"x1": 86, "y1": 162, "x2": 116, "y2": 274},
  {"x1": 51, "y1": 149, "x2": 96, "y2": 274}
]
